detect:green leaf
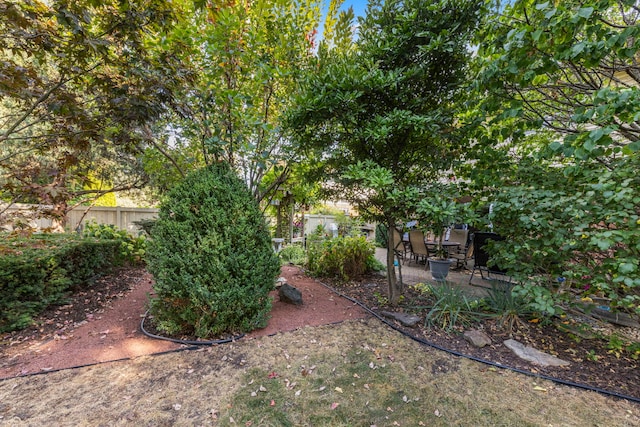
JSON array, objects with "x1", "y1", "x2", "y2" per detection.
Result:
[{"x1": 577, "y1": 7, "x2": 594, "y2": 19}]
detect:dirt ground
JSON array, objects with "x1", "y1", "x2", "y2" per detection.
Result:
[
  {"x1": 0, "y1": 265, "x2": 367, "y2": 379},
  {"x1": 0, "y1": 265, "x2": 639, "y2": 425}
]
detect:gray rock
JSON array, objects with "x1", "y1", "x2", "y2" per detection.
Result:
[
  {"x1": 463, "y1": 330, "x2": 492, "y2": 348},
  {"x1": 279, "y1": 283, "x2": 303, "y2": 305},
  {"x1": 503, "y1": 339, "x2": 570, "y2": 367},
  {"x1": 380, "y1": 311, "x2": 421, "y2": 328}
]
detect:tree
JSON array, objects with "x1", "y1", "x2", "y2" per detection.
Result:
[
  {"x1": 159, "y1": 0, "x2": 332, "y2": 203},
  {"x1": 286, "y1": 0, "x2": 485, "y2": 303},
  {"x1": 473, "y1": 0, "x2": 640, "y2": 313},
  {"x1": 0, "y1": 0, "x2": 195, "y2": 227}
]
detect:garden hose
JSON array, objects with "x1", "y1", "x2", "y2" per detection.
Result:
[{"x1": 140, "y1": 310, "x2": 245, "y2": 345}]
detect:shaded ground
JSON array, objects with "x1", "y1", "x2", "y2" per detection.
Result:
[
  {"x1": 327, "y1": 273, "x2": 640, "y2": 400},
  {"x1": 1, "y1": 265, "x2": 639, "y2": 399}
]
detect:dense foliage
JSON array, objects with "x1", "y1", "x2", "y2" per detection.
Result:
[
  {"x1": 146, "y1": 163, "x2": 280, "y2": 338},
  {"x1": 286, "y1": 0, "x2": 485, "y2": 303},
  {"x1": 0, "y1": 0, "x2": 195, "y2": 225},
  {"x1": 307, "y1": 235, "x2": 378, "y2": 281},
  {"x1": 473, "y1": 0, "x2": 640, "y2": 315},
  {"x1": 0, "y1": 233, "x2": 127, "y2": 332}
]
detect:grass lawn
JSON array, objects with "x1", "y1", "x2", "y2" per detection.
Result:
[{"x1": 0, "y1": 318, "x2": 638, "y2": 426}]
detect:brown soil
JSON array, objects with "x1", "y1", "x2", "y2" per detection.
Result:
[
  {"x1": 0, "y1": 265, "x2": 367, "y2": 380},
  {"x1": 1, "y1": 265, "x2": 638, "y2": 403}
]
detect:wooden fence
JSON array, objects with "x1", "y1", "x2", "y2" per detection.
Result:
[{"x1": 1, "y1": 203, "x2": 158, "y2": 234}]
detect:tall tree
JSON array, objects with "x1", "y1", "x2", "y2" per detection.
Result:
[
  {"x1": 0, "y1": 0, "x2": 195, "y2": 226},
  {"x1": 287, "y1": 0, "x2": 485, "y2": 303},
  {"x1": 164, "y1": 0, "x2": 334, "y2": 202}
]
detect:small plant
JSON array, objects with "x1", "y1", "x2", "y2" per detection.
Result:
[
  {"x1": 606, "y1": 334, "x2": 626, "y2": 358},
  {"x1": 424, "y1": 283, "x2": 484, "y2": 331},
  {"x1": 485, "y1": 282, "x2": 536, "y2": 333},
  {"x1": 373, "y1": 291, "x2": 389, "y2": 306},
  {"x1": 278, "y1": 244, "x2": 306, "y2": 265},
  {"x1": 585, "y1": 350, "x2": 599, "y2": 362}
]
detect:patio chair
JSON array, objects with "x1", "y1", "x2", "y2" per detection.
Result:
[
  {"x1": 450, "y1": 239, "x2": 474, "y2": 270},
  {"x1": 391, "y1": 226, "x2": 409, "y2": 262},
  {"x1": 408, "y1": 229, "x2": 430, "y2": 269},
  {"x1": 469, "y1": 232, "x2": 511, "y2": 283},
  {"x1": 448, "y1": 228, "x2": 468, "y2": 246}
]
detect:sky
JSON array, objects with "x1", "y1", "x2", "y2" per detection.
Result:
[{"x1": 339, "y1": 0, "x2": 368, "y2": 17}]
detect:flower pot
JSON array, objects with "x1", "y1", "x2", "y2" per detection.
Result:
[{"x1": 428, "y1": 258, "x2": 453, "y2": 282}]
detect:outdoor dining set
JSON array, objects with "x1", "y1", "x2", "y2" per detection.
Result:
[{"x1": 392, "y1": 227, "x2": 474, "y2": 270}]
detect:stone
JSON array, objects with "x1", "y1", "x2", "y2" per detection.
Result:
[
  {"x1": 380, "y1": 311, "x2": 421, "y2": 328},
  {"x1": 503, "y1": 339, "x2": 570, "y2": 367},
  {"x1": 463, "y1": 330, "x2": 492, "y2": 348},
  {"x1": 275, "y1": 277, "x2": 287, "y2": 289},
  {"x1": 279, "y1": 283, "x2": 303, "y2": 305}
]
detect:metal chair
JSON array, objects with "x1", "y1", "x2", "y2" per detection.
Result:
[{"x1": 408, "y1": 229, "x2": 430, "y2": 269}]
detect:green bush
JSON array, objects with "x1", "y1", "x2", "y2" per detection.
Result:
[
  {"x1": 307, "y1": 235, "x2": 376, "y2": 281},
  {"x1": 279, "y1": 244, "x2": 306, "y2": 265},
  {"x1": 0, "y1": 233, "x2": 122, "y2": 332},
  {"x1": 375, "y1": 223, "x2": 388, "y2": 248},
  {"x1": 146, "y1": 163, "x2": 280, "y2": 338},
  {"x1": 83, "y1": 221, "x2": 146, "y2": 263}
]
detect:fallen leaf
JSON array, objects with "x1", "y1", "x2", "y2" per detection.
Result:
[
  {"x1": 270, "y1": 400, "x2": 275, "y2": 406},
  {"x1": 331, "y1": 402, "x2": 340, "y2": 410},
  {"x1": 259, "y1": 385, "x2": 267, "y2": 392},
  {"x1": 268, "y1": 372, "x2": 278, "y2": 379},
  {"x1": 353, "y1": 373, "x2": 360, "y2": 378},
  {"x1": 250, "y1": 392, "x2": 257, "y2": 397},
  {"x1": 533, "y1": 386, "x2": 547, "y2": 392},
  {"x1": 363, "y1": 384, "x2": 370, "y2": 390},
  {"x1": 335, "y1": 387, "x2": 343, "y2": 393},
  {"x1": 434, "y1": 409, "x2": 442, "y2": 417},
  {"x1": 295, "y1": 390, "x2": 301, "y2": 396},
  {"x1": 317, "y1": 386, "x2": 326, "y2": 392}
]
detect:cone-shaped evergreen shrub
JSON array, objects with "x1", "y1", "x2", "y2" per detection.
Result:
[{"x1": 146, "y1": 163, "x2": 279, "y2": 338}]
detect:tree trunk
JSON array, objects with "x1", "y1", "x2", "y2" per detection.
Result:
[{"x1": 386, "y1": 225, "x2": 401, "y2": 305}]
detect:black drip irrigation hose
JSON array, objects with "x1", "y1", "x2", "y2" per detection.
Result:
[
  {"x1": 140, "y1": 310, "x2": 244, "y2": 345},
  {"x1": 313, "y1": 278, "x2": 640, "y2": 405}
]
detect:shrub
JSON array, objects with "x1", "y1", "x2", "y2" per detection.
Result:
[
  {"x1": 146, "y1": 163, "x2": 280, "y2": 338},
  {"x1": 374, "y1": 223, "x2": 388, "y2": 248},
  {"x1": 82, "y1": 221, "x2": 146, "y2": 264},
  {"x1": 307, "y1": 235, "x2": 376, "y2": 281},
  {"x1": 423, "y1": 283, "x2": 484, "y2": 331},
  {"x1": 279, "y1": 244, "x2": 306, "y2": 266},
  {"x1": 0, "y1": 233, "x2": 122, "y2": 332}
]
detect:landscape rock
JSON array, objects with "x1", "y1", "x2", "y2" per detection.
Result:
[
  {"x1": 380, "y1": 311, "x2": 421, "y2": 328},
  {"x1": 503, "y1": 339, "x2": 570, "y2": 367},
  {"x1": 279, "y1": 283, "x2": 303, "y2": 305},
  {"x1": 463, "y1": 330, "x2": 492, "y2": 348}
]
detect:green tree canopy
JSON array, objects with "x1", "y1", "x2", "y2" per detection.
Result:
[
  {"x1": 0, "y1": 0, "x2": 195, "y2": 224},
  {"x1": 286, "y1": 0, "x2": 485, "y2": 303}
]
